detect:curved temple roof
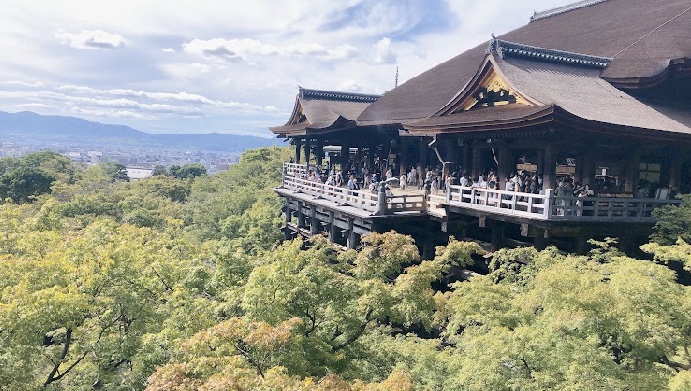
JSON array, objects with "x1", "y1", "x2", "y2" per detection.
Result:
[
  {"x1": 358, "y1": 0, "x2": 691, "y2": 125},
  {"x1": 270, "y1": 87, "x2": 380, "y2": 137}
]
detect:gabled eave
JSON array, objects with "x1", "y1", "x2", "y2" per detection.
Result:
[{"x1": 435, "y1": 52, "x2": 543, "y2": 117}]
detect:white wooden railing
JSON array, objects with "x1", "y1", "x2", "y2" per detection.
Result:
[
  {"x1": 447, "y1": 186, "x2": 681, "y2": 222},
  {"x1": 282, "y1": 164, "x2": 681, "y2": 222},
  {"x1": 282, "y1": 174, "x2": 425, "y2": 215},
  {"x1": 447, "y1": 186, "x2": 550, "y2": 219}
]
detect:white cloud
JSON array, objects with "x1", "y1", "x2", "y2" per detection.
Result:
[
  {"x1": 54, "y1": 29, "x2": 127, "y2": 50},
  {"x1": 56, "y1": 84, "x2": 275, "y2": 112},
  {"x1": 182, "y1": 38, "x2": 357, "y2": 63},
  {"x1": 373, "y1": 37, "x2": 396, "y2": 64},
  {"x1": 339, "y1": 81, "x2": 363, "y2": 92},
  {"x1": 0, "y1": 0, "x2": 573, "y2": 136},
  {"x1": 2, "y1": 80, "x2": 45, "y2": 88}
]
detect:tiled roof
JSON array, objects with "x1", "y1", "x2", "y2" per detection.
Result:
[
  {"x1": 358, "y1": 0, "x2": 691, "y2": 124},
  {"x1": 300, "y1": 88, "x2": 380, "y2": 103},
  {"x1": 530, "y1": 0, "x2": 609, "y2": 22},
  {"x1": 270, "y1": 88, "x2": 380, "y2": 136},
  {"x1": 489, "y1": 39, "x2": 612, "y2": 68}
]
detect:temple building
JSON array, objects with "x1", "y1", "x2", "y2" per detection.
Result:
[{"x1": 271, "y1": 0, "x2": 691, "y2": 256}]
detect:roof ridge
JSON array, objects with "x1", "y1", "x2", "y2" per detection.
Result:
[
  {"x1": 299, "y1": 87, "x2": 380, "y2": 103},
  {"x1": 488, "y1": 39, "x2": 613, "y2": 68},
  {"x1": 530, "y1": 0, "x2": 609, "y2": 22}
]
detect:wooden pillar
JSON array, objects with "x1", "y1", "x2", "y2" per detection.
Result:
[
  {"x1": 347, "y1": 218, "x2": 359, "y2": 249},
  {"x1": 328, "y1": 211, "x2": 337, "y2": 242},
  {"x1": 340, "y1": 144, "x2": 349, "y2": 172},
  {"x1": 419, "y1": 138, "x2": 429, "y2": 181},
  {"x1": 304, "y1": 139, "x2": 311, "y2": 166},
  {"x1": 420, "y1": 220, "x2": 435, "y2": 260},
  {"x1": 315, "y1": 139, "x2": 324, "y2": 167},
  {"x1": 295, "y1": 138, "x2": 302, "y2": 164},
  {"x1": 368, "y1": 146, "x2": 376, "y2": 174},
  {"x1": 536, "y1": 149, "x2": 544, "y2": 176},
  {"x1": 497, "y1": 144, "x2": 512, "y2": 180},
  {"x1": 297, "y1": 202, "x2": 306, "y2": 228},
  {"x1": 490, "y1": 220, "x2": 505, "y2": 252},
  {"x1": 543, "y1": 143, "x2": 556, "y2": 190},
  {"x1": 471, "y1": 141, "x2": 482, "y2": 178},
  {"x1": 310, "y1": 205, "x2": 319, "y2": 235},
  {"x1": 462, "y1": 141, "x2": 471, "y2": 174},
  {"x1": 284, "y1": 199, "x2": 291, "y2": 225},
  {"x1": 399, "y1": 137, "x2": 409, "y2": 179},
  {"x1": 669, "y1": 148, "x2": 683, "y2": 189},
  {"x1": 445, "y1": 135, "x2": 457, "y2": 173},
  {"x1": 574, "y1": 235, "x2": 589, "y2": 255},
  {"x1": 583, "y1": 149, "x2": 597, "y2": 188},
  {"x1": 624, "y1": 148, "x2": 641, "y2": 193},
  {"x1": 534, "y1": 232, "x2": 549, "y2": 251}
]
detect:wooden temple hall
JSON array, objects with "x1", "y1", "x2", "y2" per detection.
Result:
[{"x1": 270, "y1": 0, "x2": 691, "y2": 257}]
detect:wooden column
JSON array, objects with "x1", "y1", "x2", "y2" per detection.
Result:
[
  {"x1": 420, "y1": 221, "x2": 436, "y2": 260},
  {"x1": 340, "y1": 144, "x2": 349, "y2": 172},
  {"x1": 582, "y1": 149, "x2": 597, "y2": 188},
  {"x1": 536, "y1": 149, "x2": 544, "y2": 176},
  {"x1": 295, "y1": 138, "x2": 302, "y2": 164},
  {"x1": 399, "y1": 137, "x2": 409, "y2": 179},
  {"x1": 419, "y1": 138, "x2": 429, "y2": 181},
  {"x1": 445, "y1": 135, "x2": 457, "y2": 173},
  {"x1": 543, "y1": 143, "x2": 556, "y2": 190},
  {"x1": 310, "y1": 205, "x2": 319, "y2": 235},
  {"x1": 284, "y1": 199, "x2": 291, "y2": 225},
  {"x1": 624, "y1": 148, "x2": 641, "y2": 193},
  {"x1": 368, "y1": 146, "x2": 376, "y2": 174},
  {"x1": 534, "y1": 231, "x2": 549, "y2": 250},
  {"x1": 462, "y1": 141, "x2": 471, "y2": 174},
  {"x1": 490, "y1": 220, "x2": 505, "y2": 252},
  {"x1": 471, "y1": 141, "x2": 482, "y2": 178},
  {"x1": 328, "y1": 211, "x2": 337, "y2": 242},
  {"x1": 497, "y1": 144, "x2": 512, "y2": 180},
  {"x1": 297, "y1": 202, "x2": 306, "y2": 228},
  {"x1": 669, "y1": 148, "x2": 683, "y2": 189},
  {"x1": 303, "y1": 139, "x2": 311, "y2": 166},
  {"x1": 347, "y1": 218, "x2": 359, "y2": 249},
  {"x1": 315, "y1": 139, "x2": 324, "y2": 167}
]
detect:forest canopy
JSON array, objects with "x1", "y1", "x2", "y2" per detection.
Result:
[{"x1": 0, "y1": 147, "x2": 690, "y2": 390}]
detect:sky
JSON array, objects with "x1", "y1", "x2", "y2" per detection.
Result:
[{"x1": 0, "y1": 0, "x2": 572, "y2": 137}]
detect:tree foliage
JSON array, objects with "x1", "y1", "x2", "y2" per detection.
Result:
[{"x1": 0, "y1": 146, "x2": 691, "y2": 390}]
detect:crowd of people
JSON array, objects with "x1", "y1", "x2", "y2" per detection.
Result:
[{"x1": 296, "y1": 157, "x2": 648, "y2": 205}]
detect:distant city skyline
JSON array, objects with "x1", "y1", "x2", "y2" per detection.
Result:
[{"x1": 1, "y1": 0, "x2": 569, "y2": 137}]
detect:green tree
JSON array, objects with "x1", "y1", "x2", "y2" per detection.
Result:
[
  {"x1": 169, "y1": 163, "x2": 206, "y2": 180},
  {"x1": 99, "y1": 161, "x2": 129, "y2": 182},
  {"x1": 0, "y1": 165, "x2": 55, "y2": 203}
]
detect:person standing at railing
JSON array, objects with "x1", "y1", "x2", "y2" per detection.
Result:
[{"x1": 347, "y1": 175, "x2": 360, "y2": 196}]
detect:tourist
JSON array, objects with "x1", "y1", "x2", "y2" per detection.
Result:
[
  {"x1": 459, "y1": 172, "x2": 469, "y2": 187},
  {"x1": 347, "y1": 175, "x2": 359, "y2": 195}
]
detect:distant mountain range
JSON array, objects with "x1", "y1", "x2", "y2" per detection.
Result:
[{"x1": 0, "y1": 111, "x2": 283, "y2": 152}]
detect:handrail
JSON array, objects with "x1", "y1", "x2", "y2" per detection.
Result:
[
  {"x1": 284, "y1": 175, "x2": 378, "y2": 212},
  {"x1": 283, "y1": 164, "x2": 681, "y2": 222},
  {"x1": 282, "y1": 168, "x2": 425, "y2": 215},
  {"x1": 447, "y1": 185, "x2": 681, "y2": 222}
]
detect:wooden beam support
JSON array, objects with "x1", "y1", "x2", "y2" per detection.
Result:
[{"x1": 543, "y1": 143, "x2": 556, "y2": 190}]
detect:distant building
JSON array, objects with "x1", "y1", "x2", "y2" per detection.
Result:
[{"x1": 125, "y1": 167, "x2": 154, "y2": 180}]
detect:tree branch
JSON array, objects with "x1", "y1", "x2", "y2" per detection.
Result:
[{"x1": 332, "y1": 309, "x2": 374, "y2": 352}]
